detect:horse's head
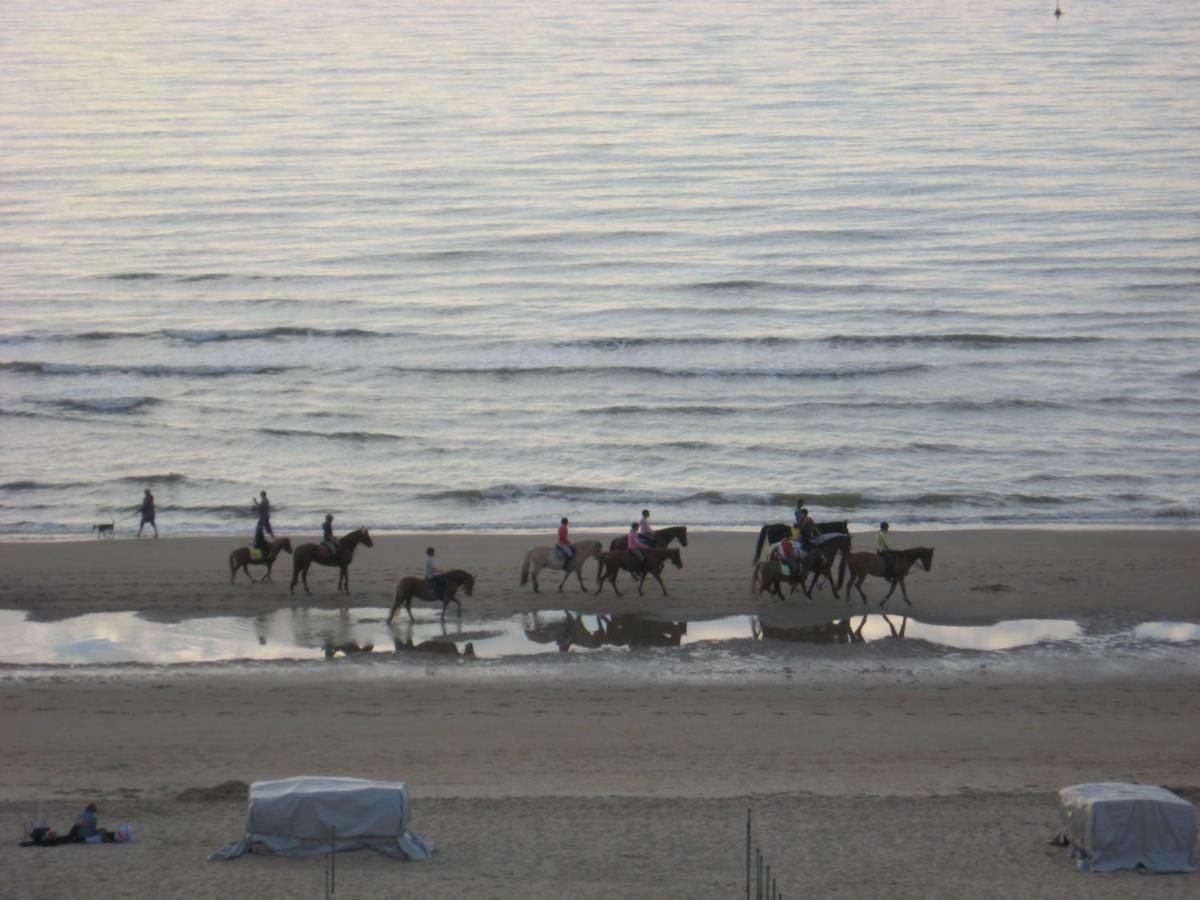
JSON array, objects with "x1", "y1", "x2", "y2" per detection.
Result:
[
  {"x1": 281, "y1": 537, "x2": 293, "y2": 554},
  {"x1": 462, "y1": 572, "x2": 475, "y2": 596},
  {"x1": 920, "y1": 547, "x2": 934, "y2": 572},
  {"x1": 678, "y1": 527, "x2": 688, "y2": 547},
  {"x1": 669, "y1": 547, "x2": 683, "y2": 569},
  {"x1": 359, "y1": 528, "x2": 373, "y2": 548}
]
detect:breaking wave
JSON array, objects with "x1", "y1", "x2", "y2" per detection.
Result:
[{"x1": 1, "y1": 361, "x2": 293, "y2": 378}]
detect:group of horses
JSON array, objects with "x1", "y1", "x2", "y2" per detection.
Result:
[
  {"x1": 519, "y1": 525, "x2": 690, "y2": 596},
  {"x1": 226, "y1": 518, "x2": 935, "y2": 626}
]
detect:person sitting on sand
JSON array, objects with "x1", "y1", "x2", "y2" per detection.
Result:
[
  {"x1": 321, "y1": 514, "x2": 340, "y2": 561},
  {"x1": 626, "y1": 523, "x2": 645, "y2": 575},
  {"x1": 876, "y1": 521, "x2": 897, "y2": 579},
  {"x1": 136, "y1": 489, "x2": 157, "y2": 539},
  {"x1": 425, "y1": 546, "x2": 447, "y2": 600},
  {"x1": 637, "y1": 509, "x2": 655, "y2": 547},
  {"x1": 556, "y1": 517, "x2": 574, "y2": 567}
]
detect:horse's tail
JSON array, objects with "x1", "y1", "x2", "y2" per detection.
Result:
[
  {"x1": 595, "y1": 553, "x2": 608, "y2": 588},
  {"x1": 228, "y1": 549, "x2": 238, "y2": 576},
  {"x1": 520, "y1": 551, "x2": 531, "y2": 586},
  {"x1": 753, "y1": 525, "x2": 770, "y2": 563},
  {"x1": 838, "y1": 550, "x2": 850, "y2": 588},
  {"x1": 750, "y1": 562, "x2": 761, "y2": 595}
]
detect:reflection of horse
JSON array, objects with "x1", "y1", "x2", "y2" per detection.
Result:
[
  {"x1": 752, "y1": 520, "x2": 849, "y2": 563},
  {"x1": 599, "y1": 614, "x2": 687, "y2": 647},
  {"x1": 524, "y1": 612, "x2": 607, "y2": 652},
  {"x1": 228, "y1": 537, "x2": 292, "y2": 583},
  {"x1": 754, "y1": 616, "x2": 867, "y2": 644},
  {"x1": 520, "y1": 540, "x2": 603, "y2": 592},
  {"x1": 594, "y1": 547, "x2": 683, "y2": 596},
  {"x1": 289, "y1": 528, "x2": 374, "y2": 595},
  {"x1": 608, "y1": 525, "x2": 689, "y2": 551},
  {"x1": 395, "y1": 638, "x2": 476, "y2": 658},
  {"x1": 387, "y1": 569, "x2": 475, "y2": 623},
  {"x1": 839, "y1": 547, "x2": 934, "y2": 606}
]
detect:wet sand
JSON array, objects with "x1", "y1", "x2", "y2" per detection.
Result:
[{"x1": 2, "y1": 529, "x2": 1199, "y2": 897}]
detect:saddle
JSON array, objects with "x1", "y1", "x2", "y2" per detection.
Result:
[{"x1": 318, "y1": 543, "x2": 341, "y2": 564}]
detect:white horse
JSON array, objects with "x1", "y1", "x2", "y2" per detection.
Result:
[{"x1": 519, "y1": 540, "x2": 603, "y2": 592}]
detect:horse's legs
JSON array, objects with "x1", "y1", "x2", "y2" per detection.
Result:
[
  {"x1": 386, "y1": 595, "x2": 400, "y2": 625},
  {"x1": 406, "y1": 597, "x2": 415, "y2": 622},
  {"x1": 899, "y1": 576, "x2": 911, "y2": 606},
  {"x1": 532, "y1": 569, "x2": 541, "y2": 593},
  {"x1": 302, "y1": 564, "x2": 312, "y2": 596},
  {"x1": 558, "y1": 568, "x2": 570, "y2": 592},
  {"x1": 852, "y1": 572, "x2": 868, "y2": 605},
  {"x1": 575, "y1": 565, "x2": 587, "y2": 592},
  {"x1": 648, "y1": 569, "x2": 668, "y2": 596}
]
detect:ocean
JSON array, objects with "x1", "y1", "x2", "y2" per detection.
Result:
[{"x1": 1, "y1": 0, "x2": 1198, "y2": 537}]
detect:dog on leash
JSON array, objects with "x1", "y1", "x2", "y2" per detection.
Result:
[{"x1": 92, "y1": 521, "x2": 115, "y2": 539}]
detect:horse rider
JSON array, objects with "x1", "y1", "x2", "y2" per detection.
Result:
[
  {"x1": 556, "y1": 517, "x2": 574, "y2": 568},
  {"x1": 321, "y1": 514, "x2": 340, "y2": 562},
  {"x1": 776, "y1": 534, "x2": 802, "y2": 578},
  {"x1": 626, "y1": 523, "x2": 645, "y2": 575},
  {"x1": 136, "y1": 488, "x2": 157, "y2": 539},
  {"x1": 637, "y1": 509, "x2": 655, "y2": 547},
  {"x1": 424, "y1": 546, "x2": 447, "y2": 600},
  {"x1": 252, "y1": 490, "x2": 274, "y2": 538},
  {"x1": 252, "y1": 520, "x2": 271, "y2": 558},
  {"x1": 796, "y1": 507, "x2": 821, "y2": 551},
  {"x1": 792, "y1": 497, "x2": 806, "y2": 538},
  {"x1": 876, "y1": 521, "x2": 898, "y2": 579}
]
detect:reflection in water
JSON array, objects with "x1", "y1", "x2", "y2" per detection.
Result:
[{"x1": 0, "y1": 608, "x2": 1192, "y2": 668}]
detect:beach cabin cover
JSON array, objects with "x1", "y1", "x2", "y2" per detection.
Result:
[
  {"x1": 209, "y1": 776, "x2": 434, "y2": 861},
  {"x1": 1056, "y1": 783, "x2": 1197, "y2": 873}
]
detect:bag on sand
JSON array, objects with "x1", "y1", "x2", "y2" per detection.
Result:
[{"x1": 115, "y1": 824, "x2": 134, "y2": 843}]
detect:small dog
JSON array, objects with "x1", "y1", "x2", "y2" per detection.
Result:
[{"x1": 92, "y1": 521, "x2": 115, "y2": 539}]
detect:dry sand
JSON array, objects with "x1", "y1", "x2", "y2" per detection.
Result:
[{"x1": 1, "y1": 528, "x2": 1198, "y2": 898}]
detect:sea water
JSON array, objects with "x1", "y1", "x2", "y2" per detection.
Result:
[{"x1": 1, "y1": 0, "x2": 1198, "y2": 536}]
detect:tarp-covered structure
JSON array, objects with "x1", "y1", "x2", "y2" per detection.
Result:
[
  {"x1": 1056, "y1": 783, "x2": 1198, "y2": 873},
  {"x1": 209, "y1": 776, "x2": 434, "y2": 861}
]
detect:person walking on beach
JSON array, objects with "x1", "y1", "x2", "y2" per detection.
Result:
[
  {"x1": 424, "y1": 546, "x2": 447, "y2": 601},
  {"x1": 876, "y1": 521, "x2": 897, "y2": 579},
  {"x1": 252, "y1": 490, "x2": 274, "y2": 538},
  {"x1": 637, "y1": 509, "x2": 655, "y2": 547},
  {"x1": 136, "y1": 489, "x2": 157, "y2": 538},
  {"x1": 556, "y1": 517, "x2": 574, "y2": 568}
]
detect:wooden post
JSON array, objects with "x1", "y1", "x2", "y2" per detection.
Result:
[{"x1": 746, "y1": 809, "x2": 752, "y2": 900}]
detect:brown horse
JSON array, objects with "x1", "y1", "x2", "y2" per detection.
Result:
[
  {"x1": 228, "y1": 537, "x2": 293, "y2": 583},
  {"x1": 750, "y1": 556, "x2": 820, "y2": 602},
  {"x1": 752, "y1": 520, "x2": 849, "y2": 563},
  {"x1": 520, "y1": 541, "x2": 603, "y2": 593},
  {"x1": 387, "y1": 569, "x2": 475, "y2": 623},
  {"x1": 839, "y1": 546, "x2": 934, "y2": 606},
  {"x1": 782, "y1": 533, "x2": 852, "y2": 599},
  {"x1": 290, "y1": 527, "x2": 374, "y2": 595},
  {"x1": 594, "y1": 546, "x2": 683, "y2": 596},
  {"x1": 608, "y1": 525, "x2": 689, "y2": 551}
]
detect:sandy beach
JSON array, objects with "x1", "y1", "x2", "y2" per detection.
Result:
[{"x1": 2, "y1": 528, "x2": 1199, "y2": 898}]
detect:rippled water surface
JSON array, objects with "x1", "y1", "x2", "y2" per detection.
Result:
[{"x1": 1, "y1": 0, "x2": 1198, "y2": 535}]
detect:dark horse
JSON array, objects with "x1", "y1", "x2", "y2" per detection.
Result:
[
  {"x1": 608, "y1": 525, "x2": 689, "y2": 552},
  {"x1": 752, "y1": 520, "x2": 849, "y2": 563},
  {"x1": 752, "y1": 533, "x2": 852, "y2": 601},
  {"x1": 595, "y1": 546, "x2": 683, "y2": 597},
  {"x1": 228, "y1": 536, "x2": 292, "y2": 583},
  {"x1": 290, "y1": 527, "x2": 374, "y2": 595},
  {"x1": 387, "y1": 569, "x2": 476, "y2": 623}
]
